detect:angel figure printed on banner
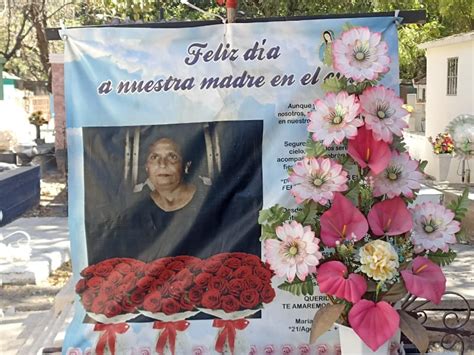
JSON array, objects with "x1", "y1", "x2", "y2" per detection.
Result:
[{"x1": 319, "y1": 30, "x2": 335, "y2": 63}]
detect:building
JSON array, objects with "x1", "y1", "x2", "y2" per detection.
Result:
[{"x1": 404, "y1": 31, "x2": 474, "y2": 183}]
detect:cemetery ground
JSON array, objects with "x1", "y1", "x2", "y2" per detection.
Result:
[{"x1": 0, "y1": 169, "x2": 473, "y2": 354}]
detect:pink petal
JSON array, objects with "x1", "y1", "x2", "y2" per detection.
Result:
[
  {"x1": 317, "y1": 261, "x2": 367, "y2": 303},
  {"x1": 348, "y1": 126, "x2": 391, "y2": 175},
  {"x1": 368, "y1": 198, "x2": 413, "y2": 236},
  {"x1": 401, "y1": 257, "x2": 446, "y2": 304},
  {"x1": 320, "y1": 193, "x2": 368, "y2": 247},
  {"x1": 349, "y1": 300, "x2": 400, "y2": 351}
]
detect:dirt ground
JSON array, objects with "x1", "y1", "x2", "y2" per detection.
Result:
[{"x1": 1, "y1": 169, "x2": 72, "y2": 314}]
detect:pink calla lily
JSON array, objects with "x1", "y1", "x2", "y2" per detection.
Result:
[
  {"x1": 348, "y1": 125, "x2": 391, "y2": 175},
  {"x1": 316, "y1": 261, "x2": 367, "y2": 303},
  {"x1": 400, "y1": 256, "x2": 446, "y2": 304},
  {"x1": 320, "y1": 193, "x2": 368, "y2": 247},
  {"x1": 349, "y1": 300, "x2": 400, "y2": 352},
  {"x1": 368, "y1": 197, "x2": 413, "y2": 236}
]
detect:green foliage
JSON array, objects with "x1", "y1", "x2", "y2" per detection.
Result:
[
  {"x1": 418, "y1": 160, "x2": 428, "y2": 172},
  {"x1": 345, "y1": 79, "x2": 378, "y2": 95},
  {"x1": 294, "y1": 201, "x2": 321, "y2": 229},
  {"x1": 278, "y1": 276, "x2": 314, "y2": 296},
  {"x1": 258, "y1": 205, "x2": 290, "y2": 240},
  {"x1": 305, "y1": 137, "x2": 327, "y2": 158},
  {"x1": 391, "y1": 135, "x2": 408, "y2": 153},
  {"x1": 447, "y1": 188, "x2": 470, "y2": 221},
  {"x1": 427, "y1": 250, "x2": 457, "y2": 266},
  {"x1": 321, "y1": 76, "x2": 347, "y2": 94}
]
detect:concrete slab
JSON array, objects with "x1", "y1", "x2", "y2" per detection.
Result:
[{"x1": 0, "y1": 217, "x2": 69, "y2": 285}]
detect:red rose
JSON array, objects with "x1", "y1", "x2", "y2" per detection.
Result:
[
  {"x1": 232, "y1": 266, "x2": 253, "y2": 279},
  {"x1": 180, "y1": 295, "x2": 194, "y2": 311},
  {"x1": 158, "y1": 269, "x2": 175, "y2": 282},
  {"x1": 243, "y1": 255, "x2": 262, "y2": 267},
  {"x1": 136, "y1": 276, "x2": 155, "y2": 291},
  {"x1": 254, "y1": 266, "x2": 273, "y2": 281},
  {"x1": 201, "y1": 289, "x2": 221, "y2": 309},
  {"x1": 93, "y1": 263, "x2": 114, "y2": 278},
  {"x1": 91, "y1": 295, "x2": 108, "y2": 314},
  {"x1": 239, "y1": 289, "x2": 259, "y2": 309},
  {"x1": 81, "y1": 289, "x2": 96, "y2": 307},
  {"x1": 114, "y1": 285, "x2": 128, "y2": 302},
  {"x1": 175, "y1": 269, "x2": 193, "y2": 288},
  {"x1": 121, "y1": 296, "x2": 137, "y2": 313},
  {"x1": 149, "y1": 279, "x2": 165, "y2": 293},
  {"x1": 228, "y1": 279, "x2": 245, "y2": 297},
  {"x1": 260, "y1": 285, "x2": 276, "y2": 304},
  {"x1": 130, "y1": 289, "x2": 146, "y2": 306},
  {"x1": 160, "y1": 282, "x2": 171, "y2": 297},
  {"x1": 202, "y1": 259, "x2": 221, "y2": 273},
  {"x1": 87, "y1": 276, "x2": 104, "y2": 290},
  {"x1": 208, "y1": 276, "x2": 228, "y2": 292},
  {"x1": 194, "y1": 272, "x2": 212, "y2": 288},
  {"x1": 224, "y1": 257, "x2": 242, "y2": 270},
  {"x1": 209, "y1": 253, "x2": 228, "y2": 263},
  {"x1": 216, "y1": 266, "x2": 233, "y2": 280},
  {"x1": 107, "y1": 270, "x2": 123, "y2": 285},
  {"x1": 115, "y1": 263, "x2": 132, "y2": 275},
  {"x1": 143, "y1": 291, "x2": 162, "y2": 313},
  {"x1": 188, "y1": 286, "x2": 203, "y2": 304},
  {"x1": 174, "y1": 256, "x2": 201, "y2": 271},
  {"x1": 100, "y1": 281, "x2": 117, "y2": 299},
  {"x1": 75, "y1": 279, "x2": 87, "y2": 294},
  {"x1": 169, "y1": 281, "x2": 185, "y2": 299},
  {"x1": 122, "y1": 273, "x2": 137, "y2": 290},
  {"x1": 221, "y1": 295, "x2": 240, "y2": 313},
  {"x1": 161, "y1": 298, "x2": 181, "y2": 315},
  {"x1": 145, "y1": 264, "x2": 165, "y2": 277},
  {"x1": 104, "y1": 300, "x2": 122, "y2": 318},
  {"x1": 245, "y1": 275, "x2": 263, "y2": 291},
  {"x1": 167, "y1": 260, "x2": 185, "y2": 272},
  {"x1": 80, "y1": 265, "x2": 96, "y2": 278}
]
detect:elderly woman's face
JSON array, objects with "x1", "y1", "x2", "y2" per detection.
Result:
[{"x1": 146, "y1": 138, "x2": 183, "y2": 189}]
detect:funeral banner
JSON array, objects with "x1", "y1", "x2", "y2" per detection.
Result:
[{"x1": 63, "y1": 15, "x2": 400, "y2": 354}]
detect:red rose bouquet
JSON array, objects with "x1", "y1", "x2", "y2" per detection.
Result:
[
  {"x1": 194, "y1": 252, "x2": 276, "y2": 319},
  {"x1": 75, "y1": 258, "x2": 146, "y2": 323},
  {"x1": 138, "y1": 255, "x2": 202, "y2": 321}
]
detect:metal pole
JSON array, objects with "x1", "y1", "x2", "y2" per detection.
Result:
[{"x1": 0, "y1": 57, "x2": 5, "y2": 100}]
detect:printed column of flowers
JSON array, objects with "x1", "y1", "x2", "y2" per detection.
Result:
[{"x1": 259, "y1": 25, "x2": 467, "y2": 353}]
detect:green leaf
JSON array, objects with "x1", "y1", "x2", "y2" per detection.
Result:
[
  {"x1": 321, "y1": 76, "x2": 347, "y2": 94},
  {"x1": 391, "y1": 135, "x2": 408, "y2": 153},
  {"x1": 310, "y1": 303, "x2": 345, "y2": 344},
  {"x1": 306, "y1": 137, "x2": 327, "y2": 158},
  {"x1": 427, "y1": 250, "x2": 457, "y2": 266},
  {"x1": 278, "y1": 276, "x2": 314, "y2": 296},
  {"x1": 258, "y1": 205, "x2": 290, "y2": 241},
  {"x1": 294, "y1": 201, "x2": 320, "y2": 226},
  {"x1": 342, "y1": 22, "x2": 355, "y2": 32},
  {"x1": 418, "y1": 160, "x2": 428, "y2": 172},
  {"x1": 447, "y1": 188, "x2": 469, "y2": 221}
]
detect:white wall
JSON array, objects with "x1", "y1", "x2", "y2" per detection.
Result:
[{"x1": 425, "y1": 40, "x2": 474, "y2": 139}]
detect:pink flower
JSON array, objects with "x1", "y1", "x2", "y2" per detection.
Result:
[
  {"x1": 264, "y1": 221, "x2": 322, "y2": 282},
  {"x1": 289, "y1": 157, "x2": 348, "y2": 205},
  {"x1": 410, "y1": 202, "x2": 460, "y2": 252},
  {"x1": 349, "y1": 300, "x2": 400, "y2": 352},
  {"x1": 368, "y1": 197, "x2": 413, "y2": 236},
  {"x1": 316, "y1": 261, "x2": 367, "y2": 303},
  {"x1": 320, "y1": 193, "x2": 368, "y2": 247},
  {"x1": 308, "y1": 91, "x2": 362, "y2": 146},
  {"x1": 348, "y1": 125, "x2": 391, "y2": 175},
  {"x1": 332, "y1": 27, "x2": 390, "y2": 82},
  {"x1": 401, "y1": 256, "x2": 446, "y2": 304},
  {"x1": 372, "y1": 151, "x2": 423, "y2": 198},
  {"x1": 360, "y1": 86, "x2": 408, "y2": 143}
]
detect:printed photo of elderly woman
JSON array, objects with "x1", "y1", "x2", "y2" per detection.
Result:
[{"x1": 83, "y1": 120, "x2": 263, "y2": 264}]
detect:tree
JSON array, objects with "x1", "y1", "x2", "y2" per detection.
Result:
[{"x1": 0, "y1": 0, "x2": 74, "y2": 91}]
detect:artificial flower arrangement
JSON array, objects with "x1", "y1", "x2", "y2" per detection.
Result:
[
  {"x1": 259, "y1": 25, "x2": 468, "y2": 354},
  {"x1": 428, "y1": 132, "x2": 455, "y2": 155}
]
